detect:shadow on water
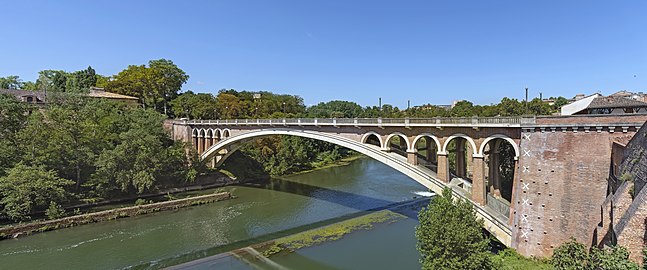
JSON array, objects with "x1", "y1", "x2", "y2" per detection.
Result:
[
  {"x1": 141, "y1": 178, "x2": 431, "y2": 269},
  {"x1": 136, "y1": 155, "x2": 433, "y2": 269},
  {"x1": 239, "y1": 178, "x2": 426, "y2": 219}
]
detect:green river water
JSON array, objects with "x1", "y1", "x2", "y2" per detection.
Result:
[{"x1": 0, "y1": 158, "x2": 431, "y2": 270}]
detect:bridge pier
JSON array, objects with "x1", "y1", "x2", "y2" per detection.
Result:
[
  {"x1": 197, "y1": 134, "x2": 204, "y2": 154},
  {"x1": 407, "y1": 150, "x2": 418, "y2": 165},
  {"x1": 472, "y1": 156, "x2": 486, "y2": 206},
  {"x1": 437, "y1": 153, "x2": 449, "y2": 183}
]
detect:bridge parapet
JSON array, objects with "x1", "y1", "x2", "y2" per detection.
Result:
[{"x1": 186, "y1": 116, "x2": 536, "y2": 128}]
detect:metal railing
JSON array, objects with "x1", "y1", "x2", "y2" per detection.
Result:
[{"x1": 185, "y1": 116, "x2": 535, "y2": 127}]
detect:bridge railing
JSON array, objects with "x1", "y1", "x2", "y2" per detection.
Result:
[{"x1": 186, "y1": 116, "x2": 535, "y2": 127}]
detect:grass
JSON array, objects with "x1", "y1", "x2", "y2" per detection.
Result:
[
  {"x1": 492, "y1": 249, "x2": 553, "y2": 270},
  {"x1": 258, "y1": 209, "x2": 406, "y2": 257}
]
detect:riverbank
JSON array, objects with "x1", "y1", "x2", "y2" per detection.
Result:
[
  {"x1": 281, "y1": 154, "x2": 365, "y2": 177},
  {"x1": 0, "y1": 192, "x2": 233, "y2": 240}
]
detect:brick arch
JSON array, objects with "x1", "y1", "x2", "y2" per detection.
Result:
[
  {"x1": 441, "y1": 133, "x2": 479, "y2": 156},
  {"x1": 385, "y1": 132, "x2": 411, "y2": 151},
  {"x1": 411, "y1": 133, "x2": 442, "y2": 153},
  {"x1": 478, "y1": 134, "x2": 520, "y2": 160},
  {"x1": 221, "y1": 129, "x2": 231, "y2": 138},
  {"x1": 361, "y1": 131, "x2": 384, "y2": 148}
]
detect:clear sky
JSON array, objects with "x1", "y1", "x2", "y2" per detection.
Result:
[{"x1": 1, "y1": 0, "x2": 646, "y2": 107}]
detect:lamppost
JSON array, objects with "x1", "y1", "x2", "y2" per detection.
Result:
[{"x1": 283, "y1": 102, "x2": 286, "y2": 115}]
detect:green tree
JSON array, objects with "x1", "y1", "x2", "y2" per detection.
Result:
[
  {"x1": 307, "y1": 100, "x2": 364, "y2": 118},
  {"x1": 0, "y1": 75, "x2": 24, "y2": 89},
  {"x1": 148, "y1": 59, "x2": 189, "y2": 115},
  {"x1": 169, "y1": 91, "x2": 217, "y2": 119},
  {"x1": 416, "y1": 188, "x2": 492, "y2": 270},
  {"x1": 0, "y1": 163, "x2": 73, "y2": 221},
  {"x1": 450, "y1": 101, "x2": 476, "y2": 117},
  {"x1": 498, "y1": 97, "x2": 525, "y2": 116},
  {"x1": 106, "y1": 59, "x2": 188, "y2": 115},
  {"x1": 0, "y1": 94, "x2": 29, "y2": 175}
]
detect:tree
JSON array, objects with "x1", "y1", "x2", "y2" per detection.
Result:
[
  {"x1": 0, "y1": 163, "x2": 73, "y2": 221},
  {"x1": 416, "y1": 188, "x2": 492, "y2": 270},
  {"x1": 0, "y1": 94, "x2": 29, "y2": 175},
  {"x1": 0, "y1": 75, "x2": 24, "y2": 89},
  {"x1": 148, "y1": 59, "x2": 189, "y2": 115},
  {"x1": 169, "y1": 91, "x2": 217, "y2": 119},
  {"x1": 498, "y1": 97, "x2": 524, "y2": 116},
  {"x1": 450, "y1": 101, "x2": 476, "y2": 117},
  {"x1": 106, "y1": 59, "x2": 188, "y2": 115},
  {"x1": 307, "y1": 100, "x2": 364, "y2": 118}
]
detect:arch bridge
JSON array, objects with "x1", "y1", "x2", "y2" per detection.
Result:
[{"x1": 166, "y1": 115, "x2": 647, "y2": 258}]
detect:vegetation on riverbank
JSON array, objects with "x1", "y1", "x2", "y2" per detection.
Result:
[
  {"x1": 257, "y1": 209, "x2": 406, "y2": 257},
  {"x1": 416, "y1": 187, "x2": 642, "y2": 270},
  {"x1": 218, "y1": 136, "x2": 358, "y2": 178},
  {"x1": 0, "y1": 191, "x2": 233, "y2": 240},
  {"x1": 0, "y1": 94, "x2": 201, "y2": 223}
]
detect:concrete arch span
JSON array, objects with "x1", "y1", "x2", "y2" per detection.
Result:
[{"x1": 200, "y1": 128, "x2": 511, "y2": 245}]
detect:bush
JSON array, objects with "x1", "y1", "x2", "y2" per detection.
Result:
[
  {"x1": 135, "y1": 198, "x2": 152, "y2": 206},
  {"x1": 416, "y1": 188, "x2": 492, "y2": 270},
  {"x1": 45, "y1": 202, "x2": 66, "y2": 220},
  {"x1": 551, "y1": 238, "x2": 639, "y2": 270}
]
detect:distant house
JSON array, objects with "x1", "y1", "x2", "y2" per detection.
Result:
[
  {"x1": 610, "y1": 90, "x2": 647, "y2": 103},
  {"x1": 561, "y1": 93, "x2": 647, "y2": 115},
  {"x1": 0, "y1": 87, "x2": 138, "y2": 105},
  {"x1": 0, "y1": 89, "x2": 46, "y2": 105}
]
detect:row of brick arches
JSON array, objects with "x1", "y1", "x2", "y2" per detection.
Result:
[
  {"x1": 191, "y1": 128, "x2": 231, "y2": 154},
  {"x1": 361, "y1": 132, "x2": 518, "y2": 214}
]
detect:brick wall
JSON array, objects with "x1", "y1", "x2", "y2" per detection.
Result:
[{"x1": 512, "y1": 126, "x2": 638, "y2": 257}]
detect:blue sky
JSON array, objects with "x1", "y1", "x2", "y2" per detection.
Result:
[{"x1": 1, "y1": 0, "x2": 646, "y2": 107}]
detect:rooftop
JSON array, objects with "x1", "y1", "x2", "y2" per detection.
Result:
[{"x1": 588, "y1": 96, "x2": 647, "y2": 109}]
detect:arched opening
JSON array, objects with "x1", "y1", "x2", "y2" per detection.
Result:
[
  {"x1": 445, "y1": 137, "x2": 475, "y2": 181},
  {"x1": 413, "y1": 135, "x2": 439, "y2": 172},
  {"x1": 198, "y1": 129, "x2": 206, "y2": 154},
  {"x1": 483, "y1": 138, "x2": 516, "y2": 203},
  {"x1": 192, "y1": 129, "x2": 199, "y2": 152},
  {"x1": 386, "y1": 134, "x2": 408, "y2": 157},
  {"x1": 222, "y1": 129, "x2": 230, "y2": 138},
  {"x1": 206, "y1": 129, "x2": 214, "y2": 150},
  {"x1": 214, "y1": 129, "x2": 222, "y2": 143},
  {"x1": 363, "y1": 133, "x2": 382, "y2": 147}
]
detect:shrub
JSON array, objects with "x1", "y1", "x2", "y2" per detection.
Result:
[
  {"x1": 135, "y1": 198, "x2": 152, "y2": 206},
  {"x1": 416, "y1": 188, "x2": 492, "y2": 270},
  {"x1": 45, "y1": 202, "x2": 66, "y2": 220}
]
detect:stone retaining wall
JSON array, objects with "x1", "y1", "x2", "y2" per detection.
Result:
[{"x1": 0, "y1": 192, "x2": 233, "y2": 240}]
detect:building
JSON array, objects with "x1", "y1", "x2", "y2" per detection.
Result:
[
  {"x1": 0, "y1": 89, "x2": 46, "y2": 105},
  {"x1": 0, "y1": 87, "x2": 138, "y2": 105},
  {"x1": 610, "y1": 90, "x2": 647, "y2": 103},
  {"x1": 561, "y1": 93, "x2": 647, "y2": 115}
]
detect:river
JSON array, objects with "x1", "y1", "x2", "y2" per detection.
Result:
[{"x1": 0, "y1": 157, "x2": 429, "y2": 270}]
